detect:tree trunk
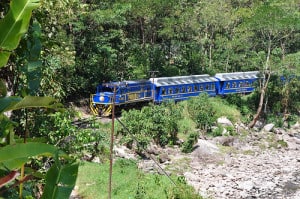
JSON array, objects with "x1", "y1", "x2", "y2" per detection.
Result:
[
  {"x1": 248, "y1": 36, "x2": 272, "y2": 128},
  {"x1": 248, "y1": 87, "x2": 265, "y2": 128}
]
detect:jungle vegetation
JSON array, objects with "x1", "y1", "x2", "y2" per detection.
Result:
[{"x1": 0, "y1": 0, "x2": 299, "y2": 198}]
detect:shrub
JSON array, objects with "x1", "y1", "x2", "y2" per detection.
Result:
[
  {"x1": 187, "y1": 93, "x2": 216, "y2": 131},
  {"x1": 181, "y1": 132, "x2": 198, "y2": 153},
  {"x1": 118, "y1": 102, "x2": 183, "y2": 150}
]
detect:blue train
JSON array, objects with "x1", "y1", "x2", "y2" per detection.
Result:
[{"x1": 90, "y1": 71, "x2": 260, "y2": 116}]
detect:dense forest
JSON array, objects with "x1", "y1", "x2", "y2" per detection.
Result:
[{"x1": 0, "y1": 0, "x2": 299, "y2": 198}]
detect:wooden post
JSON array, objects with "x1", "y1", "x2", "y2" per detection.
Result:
[{"x1": 108, "y1": 85, "x2": 116, "y2": 199}]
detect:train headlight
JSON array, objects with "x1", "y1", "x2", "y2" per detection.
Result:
[{"x1": 100, "y1": 96, "x2": 105, "y2": 101}]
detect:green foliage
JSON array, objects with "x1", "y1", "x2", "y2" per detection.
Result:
[
  {"x1": 0, "y1": 143, "x2": 78, "y2": 198},
  {"x1": 0, "y1": 2, "x2": 79, "y2": 197},
  {"x1": 33, "y1": 110, "x2": 110, "y2": 160},
  {"x1": 42, "y1": 162, "x2": 79, "y2": 199},
  {"x1": 181, "y1": 132, "x2": 198, "y2": 153},
  {"x1": 210, "y1": 97, "x2": 241, "y2": 123},
  {"x1": 76, "y1": 159, "x2": 202, "y2": 199},
  {"x1": 0, "y1": 0, "x2": 40, "y2": 67},
  {"x1": 119, "y1": 102, "x2": 182, "y2": 150},
  {"x1": 212, "y1": 125, "x2": 223, "y2": 137},
  {"x1": 187, "y1": 93, "x2": 216, "y2": 131},
  {"x1": 165, "y1": 176, "x2": 203, "y2": 199}
]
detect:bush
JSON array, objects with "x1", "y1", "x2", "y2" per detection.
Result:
[
  {"x1": 187, "y1": 93, "x2": 216, "y2": 131},
  {"x1": 118, "y1": 102, "x2": 183, "y2": 150},
  {"x1": 181, "y1": 132, "x2": 198, "y2": 153}
]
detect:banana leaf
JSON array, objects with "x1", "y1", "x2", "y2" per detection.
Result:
[
  {"x1": 0, "y1": 96, "x2": 63, "y2": 114},
  {"x1": 42, "y1": 163, "x2": 79, "y2": 199},
  {"x1": 0, "y1": 0, "x2": 40, "y2": 67},
  {"x1": 0, "y1": 142, "x2": 68, "y2": 169}
]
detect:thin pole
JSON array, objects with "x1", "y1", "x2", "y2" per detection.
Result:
[
  {"x1": 108, "y1": 85, "x2": 116, "y2": 199},
  {"x1": 149, "y1": 71, "x2": 158, "y2": 101}
]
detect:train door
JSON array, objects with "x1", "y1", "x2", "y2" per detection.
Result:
[{"x1": 119, "y1": 87, "x2": 126, "y2": 103}]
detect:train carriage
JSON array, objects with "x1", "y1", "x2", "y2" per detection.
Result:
[
  {"x1": 151, "y1": 74, "x2": 219, "y2": 103},
  {"x1": 215, "y1": 71, "x2": 259, "y2": 95}
]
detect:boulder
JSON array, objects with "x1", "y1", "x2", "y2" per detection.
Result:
[
  {"x1": 158, "y1": 153, "x2": 170, "y2": 163},
  {"x1": 217, "y1": 117, "x2": 233, "y2": 127},
  {"x1": 213, "y1": 136, "x2": 235, "y2": 146},
  {"x1": 114, "y1": 145, "x2": 136, "y2": 159},
  {"x1": 146, "y1": 143, "x2": 161, "y2": 155},
  {"x1": 191, "y1": 139, "x2": 220, "y2": 158},
  {"x1": 263, "y1": 123, "x2": 275, "y2": 132}
]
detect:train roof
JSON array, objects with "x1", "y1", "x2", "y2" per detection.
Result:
[
  {"x1": 102, "y1": 79, "x2": 151, "y2": 88},
  {"x1": 214, "y1": 71, "x2": 260, "y2": 81},
  {"x1": 150, "y1": 74, "x2": 218, "y2": 87}
]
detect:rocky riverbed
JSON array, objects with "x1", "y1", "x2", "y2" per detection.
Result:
[{"x1": 137, "y1": 121, "x2": 300, "y2": 199}]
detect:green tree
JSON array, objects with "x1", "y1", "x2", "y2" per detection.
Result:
[
  {"x1": 187, "y1": 93, "x2": 216, "y2": 131},
  {"x1": 0, "y1": 1, "x2": 78, "y2": 197},
  {"x1": 241, "y1": 0, "x2": 300, "y2": 127}
]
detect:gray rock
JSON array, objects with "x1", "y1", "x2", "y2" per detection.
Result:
[
  {"x1": 254, "y1": 120, "x2": 264, "y2": 129},
  {"x1": 217, "y1": 117, "x2": 233, "y2": 127},
  {"x1": 158, "y1": 153, "x2": 170, "y2": 163},
  {"x1": 114, "y1": 145, "x2": 136, "y2": 159},
  {"x1": 192, "y1": 139, "x2": 220, "y2": 157},
  {"x1": 147, "y1": 143, "x2": 161, "y2": 155},
  {"x1": 238, "y1": 180, "x2": 254, "y2": 191},
  {"x1": 213, "y1": 136, "x2": 235, "y2": 146},
  {"x1": 292, "y1": 122, "x2": 300, "y2": 130},
  {"x1": 263, "y1": 123, "x2": 275, "y2": 132}
]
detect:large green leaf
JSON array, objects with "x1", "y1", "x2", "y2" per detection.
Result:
[
  {"x1": 0, "y1": 0, "x2": 40, "y2": 67},
  {"x1": 0, "y1": 142, "x2": 67, "y2": 169},
  {"x1": 0, "y1": 96, "x2": 22, "y2": 114},
  {"x1": 42, "y1": 163, "x2": 79, "y2": 199},
  {"x1": 0, "y1": 96, "x2": 63, "y2": 113},
  {"x1": 0, "y1": 52, "x2": 10, "y2": 68}
]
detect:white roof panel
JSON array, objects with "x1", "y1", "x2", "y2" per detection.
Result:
[
  {"x1": 214, "y1": 71, "x2": 260, "y2": 81},
  {"x1": 150, "y1": 74, "x2": 218, "y2": 87}
]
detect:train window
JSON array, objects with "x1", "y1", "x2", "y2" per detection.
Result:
[
  {"x1": 206, "y1": 84, "x2": 210, "y2": 90},
  {"x1": 245, "y1": 81, "x2": 249, "y2": 87},
  {"x1": 162, "y1": 88, "x2": 166, "y2": 95},
  {"x1": 200, "y1": 85, "x2": 204, "y2": 91},
  {"x1": 102, "y1": 87, "x2": 113, "y2": 92},
  {"x1": 188, "y1": 86, "x2": 192, "y2": 92},
  {"x1": 226, "y1": 82, "x2": 230, "y2": 89},
  {"x1": 181, "y1": 87, "x2": 186, "y2": 93},
  {"x1": 212, "y1": 84, "x2": 215, "y2": 90},
  {"x1": 232, "y1": 82, "x2": 237, "y2": 88},
  {"x1": 175, "y1": 87, "x2": 179, "y2": 93},
  {"x1": 168, "y1": 88, "x2": 173, "y2": 94},
  {"x1": 194, "y1": 85, "x2": 198, "y2": 91}
]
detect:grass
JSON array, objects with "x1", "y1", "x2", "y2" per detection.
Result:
[
  {"x1": 210, "y1": 97, "x2": 241, "y2": 123},
  {"x1": 76, "y1": 159, "x2": 203, "y2": 199}
]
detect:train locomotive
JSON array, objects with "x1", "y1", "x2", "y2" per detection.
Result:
[{"x1": 90, "y1": 71, "x2": 260, "y2": 116}]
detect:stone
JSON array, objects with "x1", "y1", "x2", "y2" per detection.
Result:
[
  {"x1": 192, "y1": 139, "x2": 220, "y2": 157},
  {"x1": 217, "y1": 117, "x2": 233, "y2": 126},
  {"x1": 213, "y1": 136, "x2": 235, "y2": 146},
  {"x1": 292, "y1": 122, "x2": 300, "y2": 130},
  {"x1": 238, "y1": 180, "x2": 254, "y2": 191},
  {"x1": 147, "y1": 143, "x2": 161, "y2": 155},
  {"x1": 158, "y1": 153, "x2": 170, "y2": 163},
  {"x1": 263, "y1": 123, "x2": 275, "y2": 132},
  {"x1": 114, "y1": 145, "x2": 136, "y2": 159}
]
